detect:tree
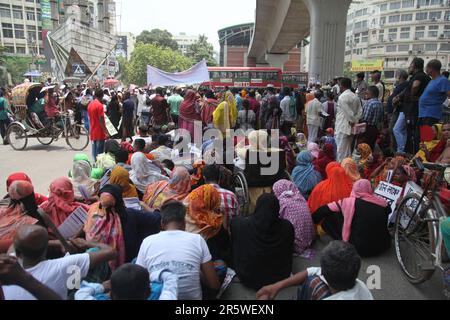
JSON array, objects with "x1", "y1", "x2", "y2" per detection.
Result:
[
  {"x1": 4, "y1": 56, "x2": 32, "y2": 85},
  {"x1": 123, "y1": 43, "x2": 193, "y2": 86},
  {"x1": 186, "y1": 35, "x2": 217, "y2": 66},
  {"x1": 136, "y1": 29, "x2": 179, "y2": 51}
]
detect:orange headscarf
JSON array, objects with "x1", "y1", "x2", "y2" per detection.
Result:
[
  {"x1": 109, "y1": 166, "x2": 138, "y2": 199},
  {"x1": 185, "y1": 184, "x2": 223, "y2": 240},
  {"x1": 308, "y1": 162, "x2": 354, "y2": 214},
  {"x1": 341, "y1": 158, "x2": 362, "y2": 182}
]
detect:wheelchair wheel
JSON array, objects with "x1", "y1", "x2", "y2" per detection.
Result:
[{"x1": 234, "y1": 171, "x2": 250, "y2": 216}]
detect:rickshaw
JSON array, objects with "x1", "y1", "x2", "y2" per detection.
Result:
[{"x1": 6, "y1": 82, "x2": 89, "y2": 151}]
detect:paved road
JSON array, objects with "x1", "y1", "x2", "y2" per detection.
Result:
[{"x1": 0, "y1": 140, "x2": 447, "y2": 300}]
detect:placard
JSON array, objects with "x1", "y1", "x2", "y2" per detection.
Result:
[
  {"x1": 374, "y1": 181, "x2": 403, "y2": 223},
  {"x1": 58, "y1": 207, "x2": 88, "y2": 240},
  {"x1": 104, "y1": 114, "x2": 118, "y2": 136}
]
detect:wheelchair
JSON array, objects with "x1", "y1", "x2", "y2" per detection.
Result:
[{"x1": 232, "y1": 149, "x2": 292, "y2": 216}]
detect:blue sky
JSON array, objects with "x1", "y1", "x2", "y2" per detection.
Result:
[{"x1": 116, "y1": 0, "x2": 256, "y2": 52}]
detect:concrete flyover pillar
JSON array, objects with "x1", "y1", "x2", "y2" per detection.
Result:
[
  {"x1": 265, "y1": 53, "x2": 289, "y2": 71},
  {"x1": 305, "y1": 0, "x2": 352, "y2": 84}
]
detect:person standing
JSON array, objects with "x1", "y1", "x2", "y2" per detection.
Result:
[
  {"x1": 360, "y1": 86, "x2": 384, "y2": 149},
  {"x1": 280, "y1": 87, "x2": 296, "y2": 136},
  {"x1": 332, "y1": 78, "x2": 341, "y2": 102},
  {"x1": 355, "y1": 73, "x2": 368, "y2": 103},
  {"x1": 370, "y1": 71, "x2": 385, "y2": 103},
  {"x1": 167, "y1": 87, "x2": 183, "y2": 125},
  {"x1": 247, "y1": 90, "x2": 261, "y2": 128},
  {"x1": 260, "y1": 85, "x2": 276, "y2": 129},
  {"x1": 234, "y1": 88, "x2": 244, "y2": 112},
  {"x1": 306, "y1": 91, "x2": 323, "y2": 143},
  {"x1": 322, "y1": 92, "x2": 337, "y2": 131},
  {"x1": 151, "y1": 88, "x2": 170, "y2": 127},
  {"x1": 0, "y1": 90, "x2": 11, "y2": 145},
  {"x1": 88, "y1": 89, "x2": 109, "y2": 162},
  {"x1": 395, "y1": 58, "x2": 430, "y2": 154},
  {"x1": 335, "y1": 78, "x2": 363, "y2": 162},
  {"x1": 390, "y1": 69, "x2": 410, "y2": 153},
  {"x1": 107, "y1": 94, "x2": 121, "y2": 138},
  {"x1": 419, "y1": 59, "x2": 450, "y2": 142},
  {"x1": 121, "y1": 92, "x2": 135, "y2": 142}
]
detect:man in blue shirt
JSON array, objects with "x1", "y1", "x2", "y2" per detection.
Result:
[
  {"x1": 419, "y1": 59, "x2": 450, "y2": 142},
  {"x1": 234, "y1": 88, "x2": 243, "y2": 111},
  {"x1": 360, "y1": 86, "x2": 384, "y2": 149}
]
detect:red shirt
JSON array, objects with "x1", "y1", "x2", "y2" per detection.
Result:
[{"x1": 88, "y1": 99, "x2": 107, "y2": 141}]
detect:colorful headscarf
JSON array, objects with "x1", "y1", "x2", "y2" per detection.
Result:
[
  {"x1": 308, "y1": 162, "x2": 354, "y2": 214},
  {"x1": 130, "y1": 152, "x2": 169, "y2": 193},
  {"x1": 307, "y1": 143, "x2": 320, "y2": 159},
  {"x1": 144, "y1": 166, "x2": 192, "y2": 210},
  {"x1": 296, "y1": 133, "x2": 308, "y2": 151},
  {"x1": 213, "y1": 91, "x2": 238, "y2": 135},
  {"x1": 357, "y1": 144, "x2": 373, "y2": 168},
  {"x1": 292, "y1": 151, "x2": 323, "y2": 200},
  {"x1": 341, "y1": 158, "x2": 362, "y2": 182},
  {"x1": 40, "y1": 177, "x2": 91, "y2": 227},
  {"x1": 179, "y1": 90, "x2": 202, "y2": 122},
  {"x1": 273, "y1": 180, "x2": 315, "y2": 254},
  {"x1": 185, "y1": 184, "x2": 223, "y2": 240},
  {"x1": 328, "y1": 180, "x2": 387, "y2": 242},
  {"x1": 109, "y1": 166, "x2": 138, "y2": 199},
  {"x1": 314, "y1": 143, "x2": 336, "y2": 178},
  {"x1": 72, "y1": 160, "x2": 98, "y2": 200}
]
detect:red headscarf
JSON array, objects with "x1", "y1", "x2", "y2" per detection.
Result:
[
  {"x1": 313, "y1": 144, "x2": 336, "y2": 178},
  {"x1": 6, "y1": 172, "x2": 48, "y2": 205},
  {"x1": 179, "y1": 90, "x2": 202, "y2": 121},
  {"x1": 40, "y1": 177, "x2": 90, "y2": 227},
  {"x1": 308, "y1": 162, "x2": 354, "y2": 214}
]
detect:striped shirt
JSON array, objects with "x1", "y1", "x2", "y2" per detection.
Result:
[
  {"x1": 362, "y1": 98, "x2": 384, "y2": 127},
  {"x1": 212, "y1": 184, "x2": 239, "y2": 230}
]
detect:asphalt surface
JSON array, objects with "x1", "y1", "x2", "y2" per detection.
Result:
[{"x1": 0, "y1": 140, "x2": 447, "y2": 300}]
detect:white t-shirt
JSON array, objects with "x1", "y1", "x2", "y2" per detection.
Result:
[
  {"x1": 3, "y1": 253, "x2": 90, "y2": 300},
  {"x1": 136, "y1": 230, "x2": 212, "y2": 300},
  {"x1": 307, "y1": 267, "x2": 374, "y2": 300}
]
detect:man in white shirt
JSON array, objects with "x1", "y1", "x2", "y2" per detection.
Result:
[
  {"x1": 306, "y1": 91, "x2": 323, "y2": 143},
  {"x1": 136, "y1": 201, "x2": 220, "y2": 300},
  {"x1": 256, "y1": 241, "x2": 374, "y2": 301},
  {"x1": 3, "y1": 225, "x2": 117, "y2": 300},
  {"x1": 332, "y1": 78, "x2": 341, "y2": 101},
  {"x1": 371, "y1": 71, "x2": 385, "y2": 103},
  {"x1": 335, "y1": 78, "x2": 363, "y2": 162}
]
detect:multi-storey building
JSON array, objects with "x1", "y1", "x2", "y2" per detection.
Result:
[
  {"x1": 173, "y1": 32, "x2": 200, "y2": 55},
  {"x1": 345, "y1": 0, "x2": 450, "y2": 82}
]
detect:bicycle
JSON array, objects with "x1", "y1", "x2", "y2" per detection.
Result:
[{"x1": 394, "y1": 158, "x2": 450, "y2": 284}]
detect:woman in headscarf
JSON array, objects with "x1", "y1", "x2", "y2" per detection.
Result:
[
  {"x1": 201, "y1": 90, "x2": 219, "y2": 129},
  {"x1": 84, "y1": 184, "x2": 161, "y2": 270},
  {"x1": 96, "y1": 140, "x2": 123, "y2": 171},
  {"x1": 308, "y1": 162, "x2": 354, "y2": 215},
  {"x1": 279, "y1": 136, "x2": 296, "y2": 174},
  {"x1": 265, "y1": 96, "x2": 282, "y2": 130},
  {"x1": 341, "y1": 158, "x2": 362, "y2": 183},
  {"x1": 129, "y1": 152, "x2": 169, "y2": 195},
  {"x1": 296, "y1": 133, "x2": 308, "y2": 152},
  {"x1": 179, "y1": 89, "x2": 202, "y2": 142},
  {"x1": 230, "y1": 194, "x2": 295, "y2": 290},
  {"x1": 71, "y1": 159, "x2": 99, "y2": 202},
  {"x1": 355, "y1": 143, "x2": 381, "y2": 179},
  {"x1": 143, "y1": 166, "x2": 192, "y2": 211},
  {"x1": 107, "y1": 94, "x2": 121, "y2": 135},
  {"x1": 273, "y1": 180, "x2": 315, "y2": 255},
  {"x1": 307, "y1": 142, "x2": 320, "y2": 159},
  {"x1": 213, "y1": 91, "x2": 238, "y2": 137},
  {"x1": 108, "y1": 166, "x2": 138, "y2": 198},
  {"x1": 292, "y1": 151, "x2": 323, "y2": 200},
  {"x1": 313, "y1": 143, "x2": 336, "y2": 179},
  {"x1": 313, "y1": 180, "x2": 391, "y2": 257},
  {"x1": 5, "y1": 172, "x2": 48, "y2": 205},
  {"x1": 0, "y1": 181, "x2": 40, "y2": 253},
  {"x1": 40, "y1": 177, "x2": 90, "y2": 227},
  {"x1": 418, "y1": 123, "x2": 447, "y2": 163}
]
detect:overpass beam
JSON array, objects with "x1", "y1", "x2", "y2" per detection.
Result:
[
  {"x1": 265, "y1": 53, "x2": 289, "y2": 71},
  {"x1": 306, "y1": 0, "x2": 351, "y2": 84}
]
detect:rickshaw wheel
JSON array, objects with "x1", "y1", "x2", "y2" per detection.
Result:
[
  {"x1": 37, "y1": 136, "x2": 54, "y2": 146},
  {"x1": 7, "y1": 124, "x2": 28, "y2": 151}
]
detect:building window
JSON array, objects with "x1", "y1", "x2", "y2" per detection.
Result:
[
  {"x1": 401, "y1": 14, "x2": 413, "y2": 22},
  {"x1": 26, "y1": 7, "x2": 35, "y2": 20},
  {"x1": 384, "y1": 71, "x2": 395, "y2": 79},
  {"x1": 429, "y1": 12, "x2": 442, "y2": 20},
  {"x1": 389, "y1": 15, "x2": 400, "y2": 23},
  {"x1": 27, "y1": 25, "x2": 36, "y2": 41},
  {"x1": 425, "y1": 43, "x2": 438, "y2": 51},
  {"x1": 12, "y1": 6, "x2": 23, "y2": 19},
  {"x1": 388, "y1": 28, "x2": 398, "y2": 40},
  {"x1": 415, "y1": 31, "x2": 425, "y2": 38},
  {"x1": 379, "y1": 3, "x2": 388, "y2": 11},
  {"x1": 402, "y1": 0, "x2": 415, "y2": 8},
  {"x1": 440, "y1": 43, "x2": 450, "y2": 51},
  {"x1": 362, "y1": 31, "x2": 369, "y2": 43},
  {"x1": 16, "y1": 46, "x2": 26, "y2": 54},
  {"x1": 380, "y1": 17, "x2": 386, "y2": 25},
  {"x1": 0, "y1": 4, "x2": 10, "y2": 18},
  {"x1": 445, "y1": 11, "x2": 450, "y2": 21},
  {"x1": 444, "y1": 25, "x2": 450, "y2": 38},
  {"x1": 416, "y1": 12, "x2": 428, "y2": 20},
  {"x1": 390, "y1": 1, "x2": 401, "y2": 9},
  {"x1": 428, "y1": 25, "x2": 439, "y2": 37},
  {"x1": 2, "y1": 23, "x2": 13, "y2": 38},
  {"x1": 386, "y1": 45, "x2": 397, "y2": 52},
  {"x1": 400, "y1": 27, "x2": 410, "y2": 39},
  {"x1": 14, "y1": 24, "x2": 25, "y2": 39},
  {"x1": 413, "y1": 44, "x2": 425, "y2": 52},
  {"x1": 398, "y1": 44, "x2": 410, "y2": 51}
]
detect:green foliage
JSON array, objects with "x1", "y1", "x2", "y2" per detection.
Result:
[
  {"x1": 4, "y1": 56, "x2": 32, "y2": 85},
  {"x1": 186, "y1": 35, "x2": 217, "y2": 66},
  {"x1": 123, "y1": 43, "x2": 194, "y2": 86},
  {"x1": 0, "y1": 45, "x2": 5, "y2": 65},
  {"x1": 136, "y1": 29, "x2": 179, "y2": 51}
]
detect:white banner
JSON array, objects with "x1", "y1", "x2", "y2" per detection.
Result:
[{"x1": 147, "y1": 60, "x2": 210, "y2": 87}]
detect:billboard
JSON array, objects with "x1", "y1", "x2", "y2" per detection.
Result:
[
  {"x1": 351, "y1": 59, "x2": 384, "y2": 72},
  {"x1": 40, "y1": 0, "x2": 52, "y2": 31},
  {"x1": 116, "y1": 36, "x2": 128, "y2": 59}
]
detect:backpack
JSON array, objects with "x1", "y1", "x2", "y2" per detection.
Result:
[{"x1": 289, "y1": 95, "x2": 298, "y2": 119}]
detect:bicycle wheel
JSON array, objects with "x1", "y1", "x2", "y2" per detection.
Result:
[
  {"x1": 66, "y1": 125, "x2": 89, "y2": 151},
  {"x1": 234, "y1": 172, "x2": 250, "y2": 216},
  {"x1": 394, "y1": 193, "x2": 438, "y2": 284},
  {"x1": 6, "y1": 124, "x2": 28, "y2": 151}
]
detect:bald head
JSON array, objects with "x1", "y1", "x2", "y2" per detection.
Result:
[{"x1": 14, "y1": 225, "x2": 49, "y2": 260}]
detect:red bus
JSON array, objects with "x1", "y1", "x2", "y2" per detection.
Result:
[
  {"x1": 205, "y1": 67, "x2": 283, "y2": 89},
  {"x1": 204, "y1": 67, "x2": 308, "y2": 90}
]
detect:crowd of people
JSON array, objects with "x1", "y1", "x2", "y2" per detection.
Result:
[{"x1": 0, "y1": 57, "x2": 449, "y2": 301}]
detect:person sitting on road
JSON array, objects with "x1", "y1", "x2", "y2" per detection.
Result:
[
  {"x1": 150, "y1": 135, "x2": 173, "y2": 161},
  {"x1": 2, "y1": 225, "x2": 117, "y2": 300},
  {"x1": 256, "y1": 241, "x2": 374, "y2": 301}
]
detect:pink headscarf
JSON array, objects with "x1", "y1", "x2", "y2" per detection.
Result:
[
  {"x1": 40, "y1": 177, "x2": 90, "y2": 227},
  {"x1": 307, "y1": 143, "x2": 320, "y2": 159},
  {"x1": 179, "y1": 90, "x2": 202, "y2": 121},
  {"x1": 328, "y1": 179, "x2": 387, "y2": 242}
]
